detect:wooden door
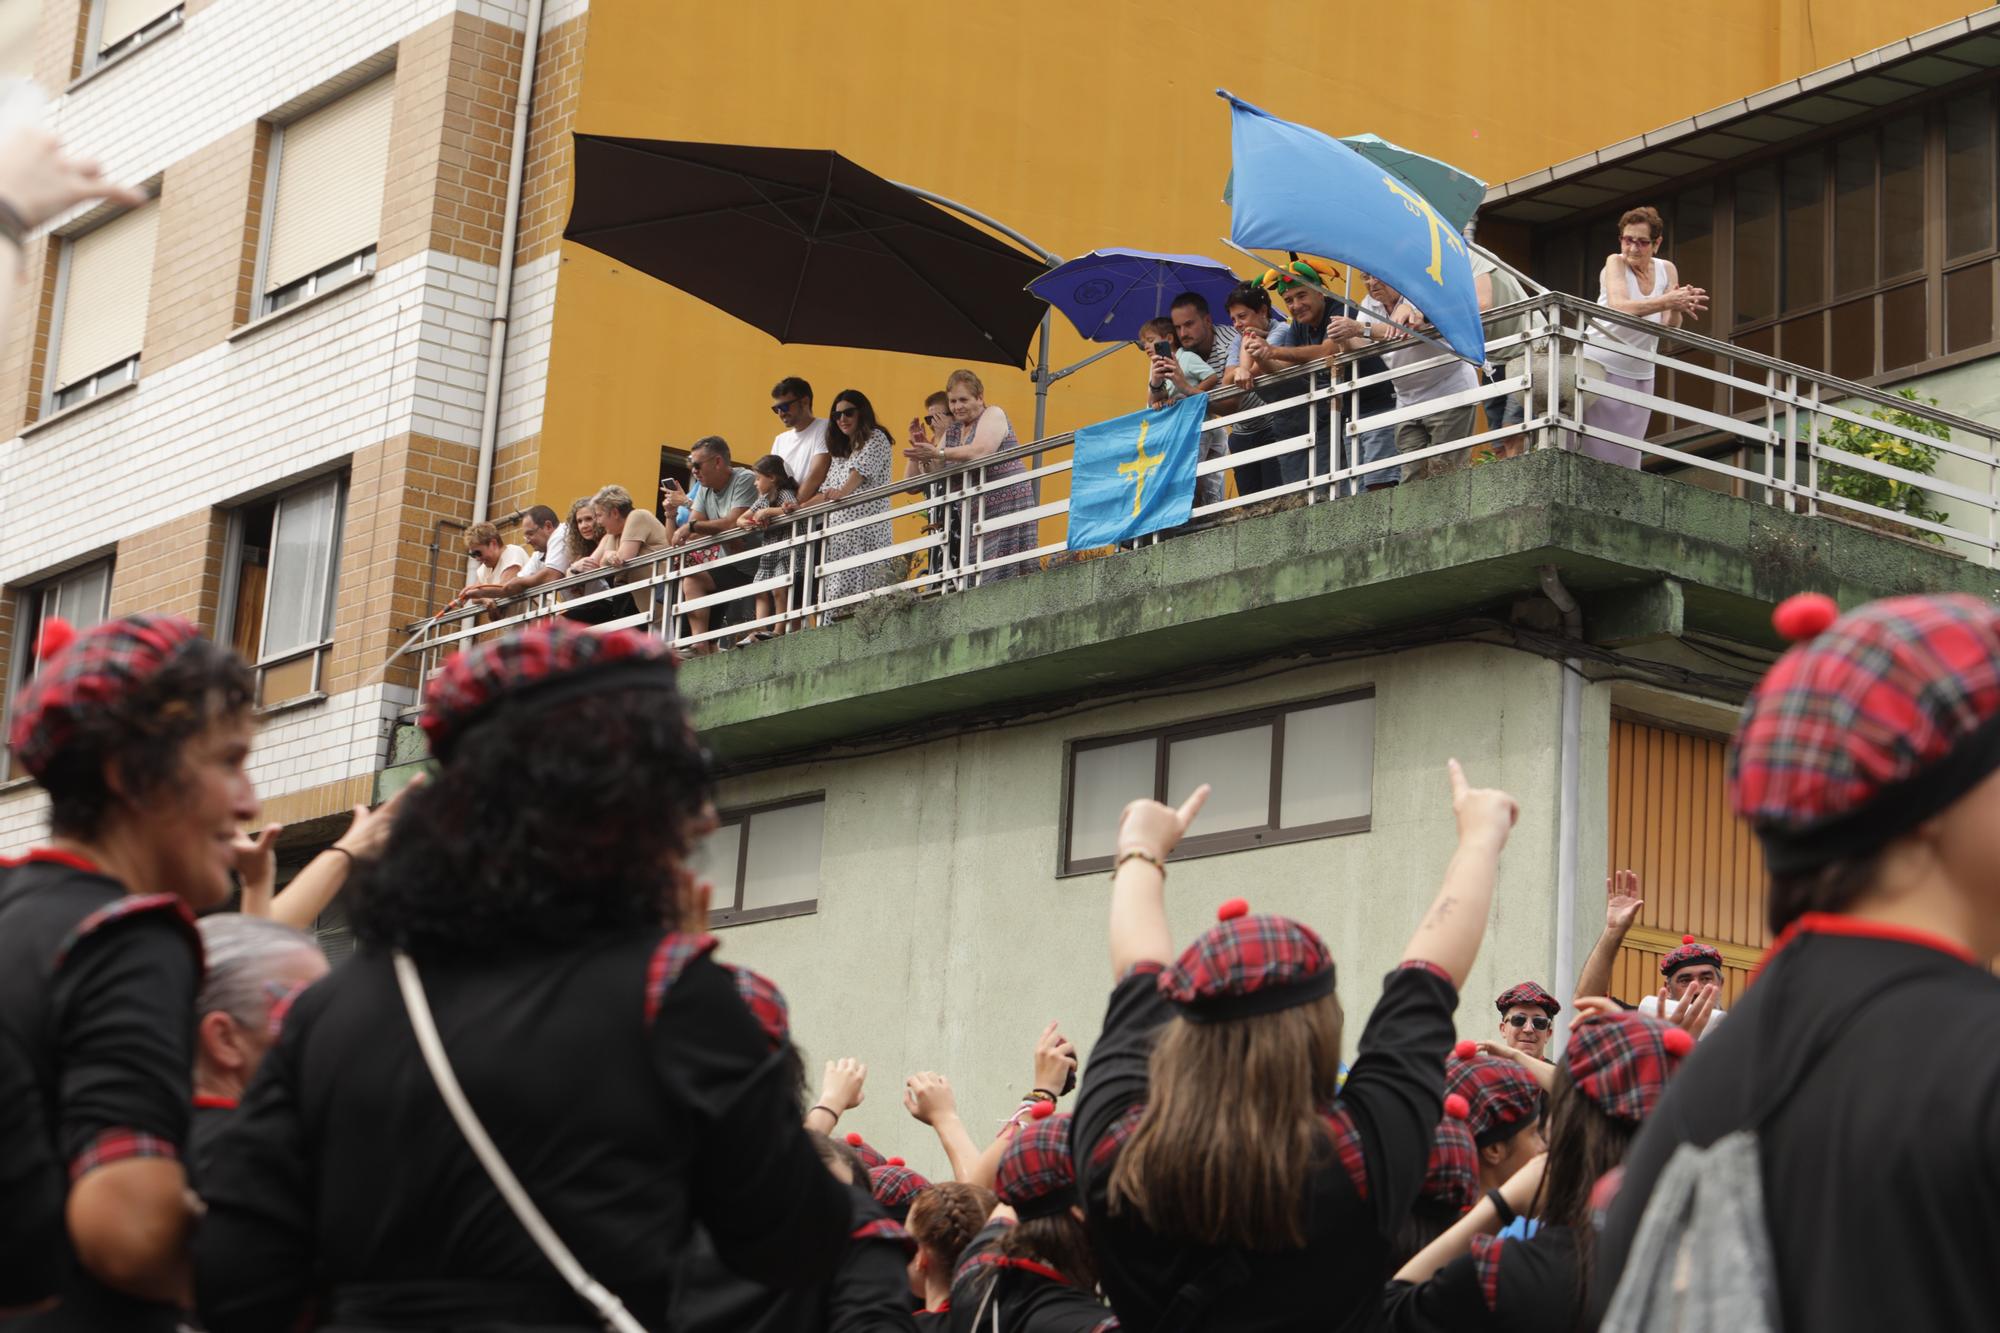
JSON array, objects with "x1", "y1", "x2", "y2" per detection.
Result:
[{"x1": 1605, "y1": 716, "x2": 1770, "y2": 1006}]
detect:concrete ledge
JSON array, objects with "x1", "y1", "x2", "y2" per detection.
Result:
[{"x1": 680, "y1": 451, "x2": 1991, "y2": 766}]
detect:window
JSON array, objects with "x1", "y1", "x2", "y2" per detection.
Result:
[
  {"x1": 219, "y1": 476, "x2": 345, "y2": 709},
  {"x1": 48, "y1": 199, "x2": 157, "y2": 415},
  {"x1": 1060, "y1": 690, "x2": 1374, "y2": 875},
  {"x1": 691, "y1": 795, "x2": 825, "y2": 926},
  {"x1": 86, "y1": 0, "x2": 181, "y2": 71},
  {"x1": 259, "y1": 75, "x2": 394, "y2": 317},
  {"x1": 2, "y1": 560, "x2": 113, "y2": 780}
]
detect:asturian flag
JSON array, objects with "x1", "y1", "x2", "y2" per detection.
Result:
[{"x1": 1066, "y1": 393, "x2": 1207, "y2": 551}]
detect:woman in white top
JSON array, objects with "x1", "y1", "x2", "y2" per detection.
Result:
[{"x1": 1579, "y1": 206, "x2": 1707, "y2": 468}]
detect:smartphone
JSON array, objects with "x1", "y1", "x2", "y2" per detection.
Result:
[{"x1": 1151, "y1": 340, "x2": 1172, "y2": 358}]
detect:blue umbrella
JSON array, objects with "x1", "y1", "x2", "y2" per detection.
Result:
[{"x1": 1029, "y1": 247, "x2": 1241, "y2": 344}]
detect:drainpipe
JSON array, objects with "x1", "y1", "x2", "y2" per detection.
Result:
[
  {"x1": 470, "y1": 0, "x2": 547, "y2": 522},
  {"x1": 1537, "y1": 565, "x2": 1584, "y2": 1050}
]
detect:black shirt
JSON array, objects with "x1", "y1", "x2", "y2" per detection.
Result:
[
  {"x1": 1382, "y1": 1224, "x2": 1580, "y2": 1332},
  {"x1": 1292, "y1": 304, "x2": 1395, "y2": 418},
  {"x1": 667, "y1": 1187, "x2": 919, "y2": 1333},
  {"x1": 1593, "y1": 919, "x2": 2000, "y2": 1329},
  {"x1": 0, "y1": 850, "x2": 202, "y2": 1331},
  {"x1": 185, "y1": 1096, "x2": 238, "y2": 1196},
  {"x1": 1073, "y1": 962, "x2": 1457, "y2": 1332},
  {"x1": 192, "y1": 929, "x2": 854, "y2": 1332},
  {"x1": 946, "y1": 1221, "x2": 1117, "y2": 1332}
]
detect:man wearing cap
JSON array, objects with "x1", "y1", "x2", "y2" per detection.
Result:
[
  {"x1": 1595, "y1": 593, "x2": 2000, "y2": 1331},
  {"x1": 1493, "y1": 981, "x2": 1560, "y2": 1061},
  {"x1": 1241, "y1": 260, "x2": 1398, "y2": 491},
  {"x1": 1572, "y1": 869, "x2": 1725, "y2": 1038}
]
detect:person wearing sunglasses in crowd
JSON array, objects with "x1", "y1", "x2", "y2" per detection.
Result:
[
  {"x1": 1492, "y1": 981, "x2": 1560, "y2": 1062},
  {"x1": 769, "y1": 376, "x2": 831, "y2": 506}
]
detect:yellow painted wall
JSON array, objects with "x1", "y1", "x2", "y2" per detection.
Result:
[{"x1": 533, "y1": 0, "x2": 1981, "y2": 520}]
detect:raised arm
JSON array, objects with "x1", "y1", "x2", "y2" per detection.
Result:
[
  {"x1": 1400, "y1": 760, "x2": 1517, "y2": 988},
  {"x1": 1573, "y1": 869, "x2": 1642, "y2": 1004},
  {"x1": 903, "y1": 1072, "x2": 982, "y2": 1184},
  {"x1": 1107, "y1": 786, "x2": 1211, "y2": 980}
]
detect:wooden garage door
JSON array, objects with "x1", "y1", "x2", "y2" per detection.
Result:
[{"x1": 1605, "y1": 717, "x2": 1770, "y2": 1006}]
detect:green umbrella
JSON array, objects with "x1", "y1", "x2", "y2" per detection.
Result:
[{"x1": 1222, "y1": 134, "x2": 1487, "y2": 237}]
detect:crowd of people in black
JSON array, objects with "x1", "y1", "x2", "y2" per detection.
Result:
[{"x1": 3, "y1": 584, "x2": 1999, "y2": 1332}]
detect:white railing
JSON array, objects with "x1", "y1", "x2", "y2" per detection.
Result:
[{"x1": 409, "y1": 292, "x2": 2000, "y2": 676}]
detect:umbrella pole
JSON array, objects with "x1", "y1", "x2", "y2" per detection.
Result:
[{"x1": 1031, "y1": 310, "x2": 1052, "y2": 502}]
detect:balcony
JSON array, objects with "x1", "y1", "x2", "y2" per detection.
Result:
[{"x1": 385, "y1": 292, "x2": 1997, "y2": 783}]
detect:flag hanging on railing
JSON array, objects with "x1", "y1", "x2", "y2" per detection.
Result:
[
  {"x1": 1066, "y1": 393, "x2": 1208, "y2": 550},
  {"x1": 1220, "y1": 90, "x2": 1485, "y2": 363}
]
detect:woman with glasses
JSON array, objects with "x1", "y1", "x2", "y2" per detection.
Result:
[
  {"x1": 1578, "y1": 205, "x2": 1708, "y2": 468},
  {"x1": 903, "y1": 370, "x2": 1037, "y2": 584},
  {"x1": 800, "y1": 388, "x2": 895, "y2": 616}
]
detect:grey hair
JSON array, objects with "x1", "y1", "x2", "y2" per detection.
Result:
[{"x1": 196, "y1": 914, "x2": 321, "y2": 1028}]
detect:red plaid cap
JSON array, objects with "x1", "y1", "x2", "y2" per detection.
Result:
[
  {"x1": 1420, "y1": 1115, "x2": 1479, "y2": 1210},
  {"x1": 844, "y1": 1132, "x2": 887, "y2": 1170},
  {"x1": 420, "y1": 620, "x2": 678, "y2": 761},
  {"x1": 1730, "y1": 594, "x2": 2000, "y2": 875},
  {"x1": 868, "y1": 1163, "x2": 931, "y2": 1210},
  {"x1": 1494, "y1": 981, "x2": 1561, "y2": 1017},
  {"x1": 1659, "y1": 936, "x2": 1723, "y2": 977},
  {"x1": 7, "y1": 614, "x2": 203, "y2": 779},
  {"x1": 1159, "y1": 913, "x2": 1335, "y2": 1022},
  {"x1": 1563, "y1": 1012, "x2": 1690, "y2": 1124},
  {"x1": 1444, "y1": 1053, "x2": 1543, "y2": 1147},
  {"x1": 724, "y1": 963, "x2": 789, "y2": 1048},
  {"x1": 995, "y1": 1111, "x2": 1078, "y2": 1221}
]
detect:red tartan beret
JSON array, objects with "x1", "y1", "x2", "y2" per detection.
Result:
[
  {"x1": 1444, "y1": 1052, "x2": 1543, "y2": 1147},
  {"x1": 1420, "y1": 1114, "x2": 1480, "y2": 1210},
  {"x1": 868, "y1": 1163, "x2": 931, "y2": 1212},
  {"x1": 995, "y1": 1111, "x2": 1078, "y2": 1221},
  {"x1": 7, "y1": 614, "x2": 204, "y2": 780},
  {"x1": 1659, "y1": 936, "x2": 1723, "y2": 977},
  {"x1": 1494, "y1": 981, "x2": 1561, "y2": 1017},
  {"x1": 1159, "y1": 912, "x2": 1335, "y2": 1022},
  {"x1": 844, "y1": 1132, "x2": 887, "y2": 1171},
  {"x1": 1730, "y1": 593, "x2": 2000, "y2": 875},
  {"x1": 419, "y1": 620, "x2": 678, "y2": 761},
  {"x1": 1564, "y1": 1012, "x2": 1689, "y2": 1124},
  {"x1": 723, "y1": 963, "x2": 789, "y2": 1049}
]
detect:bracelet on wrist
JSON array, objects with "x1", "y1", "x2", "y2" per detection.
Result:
[
  {"x1": 1113, "y1": 848, "x2": 1166, "y2": 877},
  {"x1": 808, "y1": 1103, "x2": 840, "y2": 1122},
  {"x1": 1024, "y1": 1089, "x2": 1057, "y2": 1105},
  {"x1": 323, "y1": 845, "x2": 356, "y2": 867},
  {"x1": 1485, "y1": 1187, "x2": 1516, "y2": 1227}
]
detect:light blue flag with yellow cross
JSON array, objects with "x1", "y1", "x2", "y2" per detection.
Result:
[{"x1": 1066, "y1": 393, "x2": 1207, "y2": 551}]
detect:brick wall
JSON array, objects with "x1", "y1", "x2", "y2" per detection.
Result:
[
  {"x1": 513, "y1": 12, "x2": 584, "y2": 266},
  {"x1": 143, "y1": 122, "x2": 269, "y2": 378},
  {"x1": 106, "y1": 509, "x2": 228, "y2": 626},
  {"x1": 0, "y1": 239, "x2": 60, "y2": 436}
]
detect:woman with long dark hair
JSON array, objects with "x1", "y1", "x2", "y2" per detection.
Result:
[
  {"x1": 1383, "y1": 1009, "x2": 1691, "y2": 1329},
  {"x1": 801, "y1": 388, "x2": 894, "y2": 611},
  {"x1": 0, "y1": 614, "x2": 258, "y2": 1329},
  {"x1": 192, "y1": 621, "x2": 853, "y2": 1332},
  {"x1": 949, "y1": 1110, "x2": 1114, "y2": 1331},
  {"x1": 1073, "y1": 761, "x2": 1517, "y2": 1330}
]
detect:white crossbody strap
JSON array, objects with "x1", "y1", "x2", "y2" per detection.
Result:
[{"x1": 393, "y1": 950, "x2": 647, "y2": 1333}]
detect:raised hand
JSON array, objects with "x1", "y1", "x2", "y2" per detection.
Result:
[
  {"x1": 0, "y1": 129, "x2": 145, "y2": 230},
  {"x1": 1448, "y1": 758, "x2": 1518, "y2": 848},
  {"x1": 1032, "y1": 1021, "x2": 1076, "y2": 1096},
  {"x1": 1606, "y1": 869, "x2": 1643, "y2": 932},
  {"x1": 1662, "y1": 981, "x2": 1719, "y2": 1039},
  {"x1": 1116, "y1": 784, "x2": 1211, "y2": 864},
  {"x1": 818, "y1": 1057, "x2": 867, "y2": 1115},
  {"x1": 228, "y1": 823, "x2": 282, "y2": 914},
  {"x1": 902, "y1": 1071, "x2": 956, "y2": 1126}
]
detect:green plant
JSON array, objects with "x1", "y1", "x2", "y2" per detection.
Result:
[{"x1": 1814, "y1": 388, "x2": 1950, "y2": 541}]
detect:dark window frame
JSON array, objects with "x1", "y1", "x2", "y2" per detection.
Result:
[
  {"x1": 1, "y1": 557, "x2": 116, "y2": 783},
  {"x1": 1057, "y1": 688, "x2": 1375, "y2": 878},
  {"x1": 706, "y1": 792, "x2": 825, "y2": 928}
]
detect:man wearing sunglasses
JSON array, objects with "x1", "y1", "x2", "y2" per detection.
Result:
[
  {"x1": 769, "y1": 376, "x2": 831, "y2": 505},
  {"x1": 1493, "y1": 981, "x2": 1561, "y2": 1061}
]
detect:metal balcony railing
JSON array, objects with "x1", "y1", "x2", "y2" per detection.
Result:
[{"x1": 407, "y1": 291, "x2": 2000, "y2": 677}]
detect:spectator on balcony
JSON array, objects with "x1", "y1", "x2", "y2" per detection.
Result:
[
  {"x1": 1467, "y1": 221, "x2": 1532, "y2": 450},
  {"x1": 910, "y1": 391, "x2": 960, "y2": 582},
  {"x1": 663, "y1": 437, "x2": 761, "y2": 652},
  {"x1": 573, "y1": 484, "x2": 670, "y2": 578},
  {"x1": 904, "y1": 370, "x2": 1036, "y2": 583},
  {"x1": 1580, "y1": 205, "x2": 1708, "y2": 469},
  {"x1": 800, "y1": 388, "x2": 895, "y2": 614},
  {"x1": 1224, "y1": 281, "x2": 1309, "y2": 495},
  {"x1": 736, "y1": 455, "x2": 801, "y2": 646},
  {"x1": 771, "y1": 376, "x2": 832, "y2": 504},
  {"x1": 497, "y1": 505, "x2": 572, "y2": 599},
  {"x1": 1255, "y1": 261, "x2": 1398, "y2": 489},
  {"x1": 189, "y1": 915, "x2": 328, "y2": 1190},
  {"x1": 1360, "y1": 273, "x2": 1479, "y2": 483},
  {"x1": 554, "y1": 496, "x2": 632, "y2": 626},
  {"x1": 1144, "y1": 293, "x2": 1235, "y2": 508},
  {"x1": 1139, "y1": 316, "x2": 1211, "y2": 407},
  {"x1": 456, "y1": 521, "x2": 527, "y2": 607}
]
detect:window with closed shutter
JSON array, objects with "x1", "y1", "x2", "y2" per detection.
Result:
[
  {"x1": 0, "y1": 0, "x2": 38, "y2": 82},
  {"x1": 264, "y1": 75, "x2": 394, "y2": 297},
  {"x1": 97, "y1": 0, "x2": 177, "y2": 52},
  {"x1": 54, "y1": 200, "x2": 157, "y2": 391}
]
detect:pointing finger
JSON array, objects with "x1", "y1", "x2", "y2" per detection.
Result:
[{"x1": 1176, "y1": 783, "x2": 1211, "y2": 828}]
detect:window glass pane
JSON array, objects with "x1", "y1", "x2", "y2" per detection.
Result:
[
  {"x1": 1880, "y1": 282, "x2": 1927, "y2": 372},
  {"x1": 1778, "y1": 311, "x2": 1825, "y2": 374},
  {"x1": 1068, "y1": 739, "x2": 1155, "y2": 865},
  {"x1": 1734, "y1": 166, "x2": 1778, "y2": 325},
  {"x1": 47, "y1": 563, "x2": 111, "y2": 629},
  {"x1": 689, "y1": 821, "x2": 742, "y2": 910},
  {"x1": 741, "y1": 800, "x2": 824, "y2": 911},
  {"x1": 1946, "y1": 261, "x2": 1994, "y2": 354},
  {"x1": 1166, "y1": 724, "x2": 1273, "y2": 835},
  {"x1": 1832, "y1": 133, "x2": 1876, "y2": 296},
  {"x1": 1782, "y1": 150, "x2": 1825, "y2": 312},
  {"x1": 1881, "y1": 115, "x2": 1924, "y2": 278},
  {"x1": 260, "y1": 478, "x2": 340, "y2": 658},
  {"x1": 1946, "y1": 91, "x2": 1995, "y2": 261},
  {"x1": 1671, "y1": 186, "x2": 1713, "y2": 334},
  {"x1": 1828, "y1": 297, "x2": 1875, "y2": 382},
  {"x1": 1278, "y1": 698, "x2": 1374, "y2": 829}
]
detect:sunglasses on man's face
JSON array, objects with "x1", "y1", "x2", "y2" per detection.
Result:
[
  {"x1": 1505, "y1": 1014, "x2": 1552, "y2": 1032},
  {"x1": 771, "y1": 398, "x2": 803, "y2": 416}
]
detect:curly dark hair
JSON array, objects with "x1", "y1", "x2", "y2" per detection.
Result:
[
  {"x1": 38, "y1": 639, "x2": 255, "y2": 841},
  {"x1": 347, "y1": 682, "x2": 711, "y2": 960}
]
